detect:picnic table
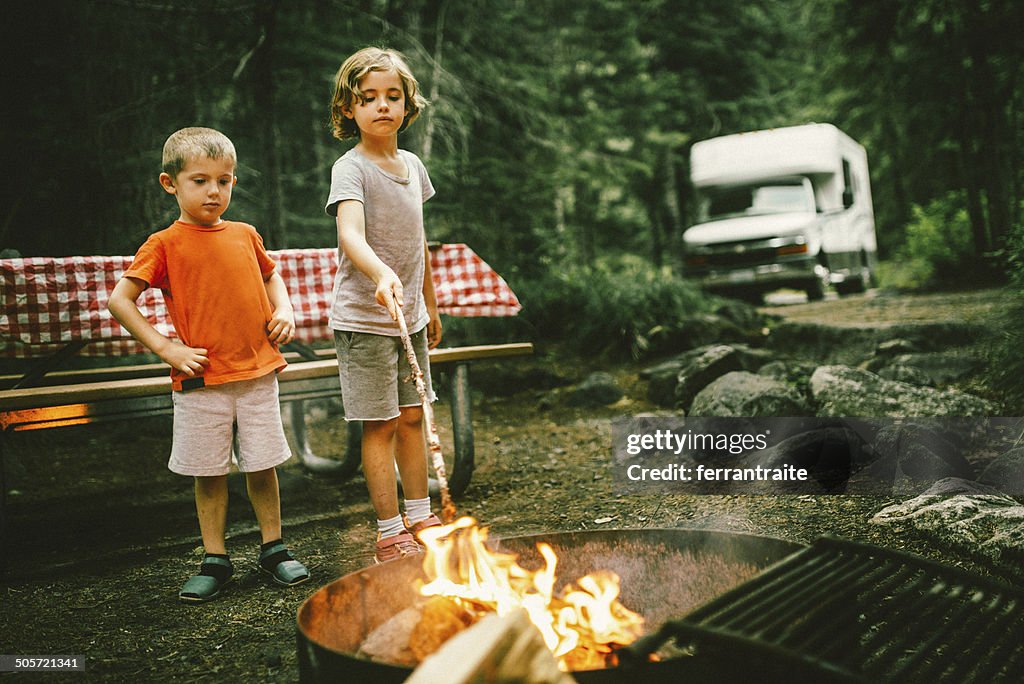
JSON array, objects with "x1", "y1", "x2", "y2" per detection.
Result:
[{"x1": 0, "y1": 244, "x2": 532, "y2": 526}]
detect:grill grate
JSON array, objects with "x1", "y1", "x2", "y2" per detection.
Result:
[{"x1": 621, "y1": 536, "x2": 1024, "y2": 683}]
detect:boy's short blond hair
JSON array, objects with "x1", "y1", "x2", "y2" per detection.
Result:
[
  {"x1": 162, "y1": 127, "x2": 237, "y2": 178},
  {"x1": 329, "y1": 47, "x2": 427, "y2": 141}
]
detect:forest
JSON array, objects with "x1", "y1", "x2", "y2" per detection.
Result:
[{"x1": 3, "y1": 1, "x2": 1023, "y2": 340}]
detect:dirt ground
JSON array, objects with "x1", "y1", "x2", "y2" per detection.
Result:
[{"x1": 1, "y1": 287, "x2": 1019, "y2": 682}]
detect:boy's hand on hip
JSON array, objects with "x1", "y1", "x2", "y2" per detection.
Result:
[
  {"x1": 160, "y1": 341, "x2": 209, "y2": 377},
  {"x1": 267, "y1": 309, "x2": 296, "y2": 344},
  {"x1": 375, "y1": 271, "x2": 404, "y2": 321}
]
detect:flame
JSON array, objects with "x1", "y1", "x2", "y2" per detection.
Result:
[{"x1": 417, "y1": 516, "x2": 644, "y2": 670}]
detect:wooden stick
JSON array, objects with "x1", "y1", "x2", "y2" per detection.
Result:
[{"x1": 396, "y1": 310, "x2": 457, "y2": 522}]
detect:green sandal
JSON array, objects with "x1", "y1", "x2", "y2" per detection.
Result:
[
  {"x1": 259, "y1": 542, "x2": 310, "y2": 587},
  {"x1": 179, "y1": 555, "x2": 234, "y2": 604}
]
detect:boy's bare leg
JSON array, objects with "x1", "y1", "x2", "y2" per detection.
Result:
[
  {"x1": 194, "y1": 475, "x2": 229, "y2": 554},
  {"x1": 245, "y1": 467, "x2": 283, "y2": 544},
  {"x1": 395, "y1": 405, "x2": 429, "y2": 500},
  {"x1": 361, "y1": 418, "x2": 400, "y2": 520}
]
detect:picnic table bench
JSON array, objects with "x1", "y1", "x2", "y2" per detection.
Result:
[{"x1": 0, "y1": 244, "x2": 532, "y2": 533}]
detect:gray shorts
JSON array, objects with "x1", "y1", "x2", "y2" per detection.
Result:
[
  {"x1": 168, "y1": 372, "x2": 292, "y2": 476},
  {"x1": 334, "y1": 328, "x2": 436, "y2": 421}
]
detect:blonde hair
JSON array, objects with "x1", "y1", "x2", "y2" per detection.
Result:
[
  {"x1": 329, "y1": 47, "x2": 427, "y2": 140},
  {"x1": 161, "y1": 127, "x2": 236, "y2": 177}
]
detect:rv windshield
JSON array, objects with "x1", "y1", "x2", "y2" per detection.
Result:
[{"x1": 700, "y1": 179, "x2": 815, "y2": 221}]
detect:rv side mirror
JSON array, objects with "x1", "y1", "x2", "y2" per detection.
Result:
[{"x1": 842, "y1": 189, "x2": 854, "y2": 209}]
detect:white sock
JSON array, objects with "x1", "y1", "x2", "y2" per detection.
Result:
[
  {"x1": 404, "y1": 497, "x2": 433, "y2": 524},
  {"x1": 377, "y1": 514, "x2": 406, "y2": 539}
]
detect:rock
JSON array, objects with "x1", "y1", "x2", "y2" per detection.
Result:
[
  {"x1": 765, "y1": 321, "x2": 877, "y2": 365},
  {"x1": 641, "y1": 344, "x2": 774, "y2": 408},
  {"x1": 640, "y1": 348, "x2": 708, "y2": 406},
  {"x1": 888, "y1": 352, "x2": 982, "y2": 386},
  {"x1": 689, "y1": 371, "x2": 810, "y2": 417},
  {"x1": 568, "y1": 372, "x2": 623, "y2": 407},
  {"x1": 978, "y1": 446, "x2": 1024, "y2": 496},
  {"x1": 757, "y1": 360, "x2": 818, "y2": 389},
  {"x1": 869, "y1": 422, "x2": 974, "y2": 487},
  {"x1": 877, "y1": 363, "x2": 936, "y2": 387},
  {"x1": 809, "y1": 365, "x2": 995, "y2": 417},
  {"x1": 674, "y1": 345, "x2": 743, "y2": 412},
  {"x1": 712, "y1": 299, "x2": 769, "y2": 331},
  {"x1": 871, "y1": 478, "x2": 1024, "y2": 564},
  {"x1": 755, "y1": 425, "x2": 876, "y2": 494},
  {"x1": 868, "y1": 351, "x2": 981, "y2": 387}
]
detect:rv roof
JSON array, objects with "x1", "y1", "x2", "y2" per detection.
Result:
[{"x1": 690, "y1": 123, "x2": 860, "y2": 188}]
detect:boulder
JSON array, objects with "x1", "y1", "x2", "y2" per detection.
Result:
[
  {"x1": 640, "y1": 348, "x2": 709, "y2": 407},
  {"x1": 754, "y1": 425, "x2": 876, "y2": 494},
  {"x1": 757, "y1": 360, "x2": 818, "y2": 389},
  {"x1": 689, "y1": 371, "x2": 810, "y2": 417},
  {"x1": 862, "y1": 338, "x2": 921, "y2": 373},
  {"x1": 864, "y1": 422, "x2": 975, "y2": 493},
  {"x1": 568, "y1": 372, "x2": 623, "y2": 407},
  {"x1": 978, "y1": 446, "x2": 1024, "y2": 496},
  {"x1": 641, "y1": 344, "x2": 773, "y2": 408},
  {"x1": 888, "y1": 352, "x2": 982, "y2": 386},
  {"x1": 876, "y1": 363, "x2": 936, "y2": 387},
  {"x1": 674, "y1": 345, "x2": 770, "y2": 412},
  {"x1": 871, "y1": 478, "x2": 1024, "y2": 564},
  {"x1": 869, "y1": 351, "x2": 981, "y2": 387},
  {"x1": 809, "y1": 365, "x2": 994, "y2": 417}
]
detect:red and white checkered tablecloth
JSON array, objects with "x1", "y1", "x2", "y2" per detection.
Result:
[{"x1": 0, "y1": 244, "x2": 521, "y2": 358}]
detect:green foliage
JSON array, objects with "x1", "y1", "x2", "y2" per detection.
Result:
[
  {"x1": 511, "y1": 255, "x2": 712, "y2": 360},
  {"x1": 983, "y1": 209, "x2": 1024, "y2": 412},
  {"x1": 879, "y1": 193, "x2": 974, "y2": 291}
]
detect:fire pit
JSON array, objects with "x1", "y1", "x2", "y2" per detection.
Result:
[{"x1": 296, "y1": 528, "x2": 802, "y2": 682}]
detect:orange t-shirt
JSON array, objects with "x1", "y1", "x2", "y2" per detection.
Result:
[{"x1": 124, "y1": 220, "x2": 287, "y2": 391}]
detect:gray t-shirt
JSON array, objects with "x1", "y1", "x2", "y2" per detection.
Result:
[{"x1": 325, "y1": 147, "x2": 435, "y2": 336}]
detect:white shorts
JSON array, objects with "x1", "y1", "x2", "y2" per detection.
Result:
[{"x1": 168, "y1": 372, "x2": 292, "y2": 477}]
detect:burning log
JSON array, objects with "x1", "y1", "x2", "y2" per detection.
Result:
[
  {"x1": 356, "y1": 606, "x2": 421, "y2": 667},
  {"x1": 357, "y1": 595, "x2": 478, "y2": 667},
  {"x1": 407, "y1": 608, "x2": 577, "y2": 684},
  {"x1": 409, "y1": 596, "x2": 478, "y2": 662}
]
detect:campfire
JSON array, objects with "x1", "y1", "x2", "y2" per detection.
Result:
[
  {"x1": 413, "y1": 516, "x2": 645, "y2": 671},
  {"x1": 360, "y1": 517, "x2": 645, "y2": 671}
]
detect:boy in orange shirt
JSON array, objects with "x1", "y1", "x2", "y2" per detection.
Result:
[{"x1": 109, "y1": 127, "x2": 309, "y2": 602}]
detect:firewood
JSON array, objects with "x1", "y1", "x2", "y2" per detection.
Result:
[
  {"x1": 357, "y1": 606, "x2": 423, "y2": 667},
  {"x1": 409, "y1": 596, "x2": 477, "y2": 662},
  {"x1": 407, "y1": 608, "x2": 577, "y2": 684}
]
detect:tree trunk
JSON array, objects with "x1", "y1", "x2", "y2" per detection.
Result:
[
  {"x1": 252, "y1": 0, "x2": 286, "y2": 248},
  {"x1": 421, "y1": 0, "x2": 449, "y2": 162},
  {"x1": 661, "y1": 147, "x2": 683, "y2": 274}
]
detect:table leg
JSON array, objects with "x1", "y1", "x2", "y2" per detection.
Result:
[
  {"x1": 287, "y1": 400, "x2": 361, "y2": 477},
  {"x1": 448, "y1": 362, "x2": 474, "y2": 497},
  {"x1": 11, "y1": 340, "x2": 89, "y2": 389}
]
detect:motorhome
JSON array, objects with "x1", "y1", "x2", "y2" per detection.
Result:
[{"x1": 682, "y1": 123, "x2": 877, "y2": 301}]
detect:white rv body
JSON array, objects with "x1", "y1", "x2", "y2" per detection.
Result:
[{"x1": 683, "y1": 123, "x2": 877, "y2": 300}]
